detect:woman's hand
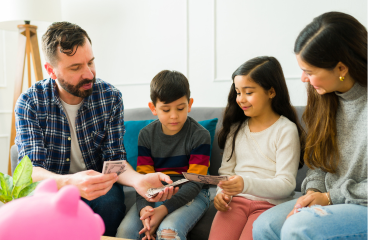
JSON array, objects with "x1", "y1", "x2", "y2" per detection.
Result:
[
  {"x1": 287, "y1": 191, "x2": 330, "y2": 219},
  {"x1": 214, "y1": 193, "x2": 232, "y2": 212},
  {"x1": 218, "y1": 175, "x2": 244, "y2": 196}
]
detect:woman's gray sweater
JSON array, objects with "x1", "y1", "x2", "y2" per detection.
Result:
[{"x1": 301, "y1": 82, "x2": 367, "y2": 206}]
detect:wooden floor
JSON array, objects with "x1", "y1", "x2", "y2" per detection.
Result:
[{"x1": 101, "y1": 236, "x2": 133, "y2": 240}]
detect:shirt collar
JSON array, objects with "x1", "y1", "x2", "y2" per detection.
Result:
[{"x1": 335, "y1": 82, "x2": 366, "y2": 101}]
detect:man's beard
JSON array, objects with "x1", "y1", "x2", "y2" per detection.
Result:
[{"x1": 58, "y1": 76, "x2": 96, "y2": 98}]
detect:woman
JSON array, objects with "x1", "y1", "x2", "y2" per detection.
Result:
[{"x1": 252, "y1": 11, "x2": 367, "y2": 239}]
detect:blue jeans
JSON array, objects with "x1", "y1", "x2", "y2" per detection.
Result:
[
  {"x1": 253, "y1": 199, "x2": 368, "y2": 240},
  {"x1": 116, "y1": 189, "x2": 210, "y2": 240},
  {"x1": 82, "y1": 183, "x2": 126, "y2": 237}
]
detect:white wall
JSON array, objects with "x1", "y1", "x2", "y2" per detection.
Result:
[{"x1": 0, "y1": 0, "x2": 366, "y2": 174}]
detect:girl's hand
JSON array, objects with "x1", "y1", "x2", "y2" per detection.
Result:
[
  {"x1": 218, "y1": 175, "x2": 244, "y2": 196},
  {"x1": 214, "y1": 193, "x2": 232, "y2": 212},
  {"x1": 286, "y1": 191, "x2": 330, "y2": 219}
]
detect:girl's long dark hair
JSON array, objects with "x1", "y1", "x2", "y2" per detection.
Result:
[
  {"x1": 218, "y1": 56, "x2": 306, "y2": 168},
  {"x1": 295, "y1": 12, "x2": 367, "y2": 173}
]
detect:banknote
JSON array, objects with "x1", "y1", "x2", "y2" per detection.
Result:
[
  {"x1": 145, "y1": 173, "x2": 229, "y2": 199},
  {"x1": 102, "y1": 160, "x2": 127, "y2": 175},
  {"x1": 182, "y1": 172, "x2": 229, "y2": 185},
  {"x1": 145, "y1": 178, "x2": 190, "y2": 198}
]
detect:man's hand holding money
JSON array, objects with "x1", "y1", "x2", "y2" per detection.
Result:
[{"x1": 67, "y1": 169, "x2": 119, "y2": 201}]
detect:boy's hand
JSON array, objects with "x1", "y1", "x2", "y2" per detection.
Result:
[
  {"x1": 140, "y1": 206, "x2": 155, "y2": 240},
  {"x1": 218, "y1": 175, "x2": 244, "y2": 196},
  {"x1": 139, "y1": 205, "x2": 168, "y2": 237},
  {"x1": 214, "y1": 193, "x2": 232, "y2": 212},
  {"x1": 134, "y1": 172, "x2": 179, "y2": 202}
]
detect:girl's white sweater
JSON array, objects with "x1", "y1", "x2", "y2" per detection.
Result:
[{"x1": 217, "y1": 116, "x2": 300, "y2": 205}]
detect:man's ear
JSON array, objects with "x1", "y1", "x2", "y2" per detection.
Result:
[
  {"x1": 148, "y1": 102, "x2": 157, "y2": 116},
  {"x1": 188, "y1": 98, "x2": 194, "y2": 113},
  {"x1": 44, "y1": 62, "x2": 57, "y2": 80}
]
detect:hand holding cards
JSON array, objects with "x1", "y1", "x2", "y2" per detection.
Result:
[
  {"x1": 145, "y1": 173, "x2": 229, "y2": 199},
  {"x1": 102, "y1": 160, "x2": 127, "y2": 175},
  {"x1": 182, "y1": 172, "x2": 229, "y2": 185},
  {"x1": 146, "y1": 178, "x2": 189, "y2": 198}
]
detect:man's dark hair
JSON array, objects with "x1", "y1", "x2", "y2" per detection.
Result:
[
  {"x1": 150, "y1": 70, "x2": 190, "y2": 106},
  {"x1": 42, "y1": 21, "x2": 91, "y2": 65}
]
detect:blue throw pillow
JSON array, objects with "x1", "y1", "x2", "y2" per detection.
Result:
[
  {"x1": 123, "y1": 118, "x2": 218, "y2": 170},
  {"x1": 123, "y1": 119, "x2": 154, "y2": 170},
  {"x1": 198, "y1": 118, "x2": 218, "y2": 158}
]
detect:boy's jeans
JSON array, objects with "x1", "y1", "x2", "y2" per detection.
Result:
[
  {"x1": 253, "y1": 199, "x2": 367, "y2": 240},
  {"x1": 116, "y1": 189, "x2": 210, "y2": 240}
]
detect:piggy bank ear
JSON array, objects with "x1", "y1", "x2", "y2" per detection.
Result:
[
  {"x1": 34, "y1": 179, "x2": 58, "y2": 195},
  {"x1": 95, "y1": 214, "x2": 105, "y2": 235},
  {"x1": 53, "y1": 185, "x2": 80, "y2": 216}
]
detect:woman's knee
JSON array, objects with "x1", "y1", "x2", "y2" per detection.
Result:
[
  {"x1": 281, "y1": 208, "x2": 322, "y2": 239},
  {"x1": 252, "y1": 210, "x2": 276, "y2": 238}
]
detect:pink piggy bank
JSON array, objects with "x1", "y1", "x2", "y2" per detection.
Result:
[{"x1": 0, "y1": 179, "x2": 104, "y2": 240}]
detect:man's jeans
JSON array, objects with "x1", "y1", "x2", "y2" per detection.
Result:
[
  {"x1": 253, "y1": 199, "x2": 367, "y2": 240},
  {"x1": 116, "y1": 189, "x2": 210, "y2": 240},
  {"x1": 82, "y1": 183, "x2": 126, "y2": 237}
]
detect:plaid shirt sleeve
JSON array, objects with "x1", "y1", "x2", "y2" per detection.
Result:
[
  {"x1": 99, "y1": 90, "x2": 127, "y2": 162},
  {"x1": 15, "y1": 92, "x2": 48, "y2": 168}
]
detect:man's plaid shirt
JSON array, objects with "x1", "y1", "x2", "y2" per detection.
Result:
[{"x1": 15, "y1": 78, "x2": 126, "y2": 174}]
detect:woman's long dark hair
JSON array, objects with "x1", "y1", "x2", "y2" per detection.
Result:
[
  {"x1": 295, "y1": 12, "x2": 367, "y2": 173},
  {"x1": 218, "y1": 56, "x2": 306, "y2": 168}
]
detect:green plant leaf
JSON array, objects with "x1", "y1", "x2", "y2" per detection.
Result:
[
  {"x1": 12, "y1": 185, "x2": 25, "y2": 199},
  {"x1": 0, "y1": 173, "x2": 13, "y2": 198},
  {"x1": 4, "y1": 174, "x2": 13, "y2": 195},
  {"x1": 17, "y1": 181, "x2": 40, "y2": 199},
  {"x1": 12, "y1": 156, "x2": 33, "y2": 198},
  {"x1": 0, "y1": 194, "x2": 5, "y2": 203},
  {"x1": 0, "y1": 172, "x2": 6, "y2": 195},
  {"x1": 13, "y1": 155, "x2": 33, "y2": 185},
  {"x1": 0, "y1": 193, "x2": 13, "y2": 203}
]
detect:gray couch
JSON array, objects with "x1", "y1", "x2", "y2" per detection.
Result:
[{"x1": 11, "y1": 106, "x2": 308, "y2": 240}]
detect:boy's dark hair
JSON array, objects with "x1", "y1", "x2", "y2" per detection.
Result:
[
  {"x1": 150, "y1": 70, "x2": 190, "y2": 106},
  {"x1": 218, "y1": 56, "x2": 306, "y2": 168},
  {"x1": 42, "y1": 21, "x2": 91, "y2": 66}
]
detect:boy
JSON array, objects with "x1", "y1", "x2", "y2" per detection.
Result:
[{"x1": 116, "y1": 70, "x2": 211, "y2": 240}]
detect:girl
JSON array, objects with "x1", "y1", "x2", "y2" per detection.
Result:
[
  {"x1": 208, "y1": 56, "x2": 305, "y2": 240},
  {"x1": 253, "y1": 12, "x2": 367, "y2": 239}
]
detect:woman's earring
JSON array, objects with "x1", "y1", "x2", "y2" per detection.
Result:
[{"x1": 339, "y1": 76, "x2": 345, "y2": 81}]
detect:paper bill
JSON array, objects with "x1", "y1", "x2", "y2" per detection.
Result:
[
  {"x1": 102, "y1": 160, "x2": 127, "y2": 175},
  {"x1": 146, "y1": 178, "x2": 189, "y2": 199},
  {"x1": 182, "y1": 172, "x2": 228, "y2": 185}
]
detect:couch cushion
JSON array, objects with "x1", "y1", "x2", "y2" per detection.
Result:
[
  {"x1": 197, "y1": 118, "x2": 218, "y2": 159},
  {"x1": 124, "y1": 119, "x2": 155, "y2": 170}
]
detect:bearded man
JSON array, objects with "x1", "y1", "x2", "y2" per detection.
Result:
[{"x1": 14, "y1": 22, "x2": 176, "y2": 236}]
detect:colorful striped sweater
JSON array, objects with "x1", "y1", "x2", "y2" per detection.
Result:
[{"x1": 136, "y1": 116, "x2": 211, "y2": 214}]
